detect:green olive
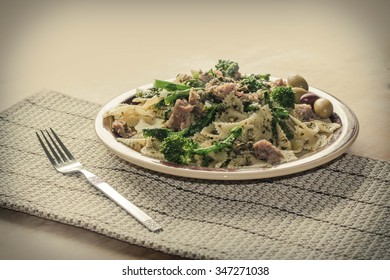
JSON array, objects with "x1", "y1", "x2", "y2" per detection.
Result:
[
  {"x1": 287, "y1": 74, "x2": 309, "y2": 91},
  {"x1": 313, "y1": 98, "x2": 333, "y2": 118},
  {"x1": 292, "y1": 87, "x2": 308, "y2": 103}
]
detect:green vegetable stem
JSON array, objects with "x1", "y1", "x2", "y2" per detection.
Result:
[
  {"x1": 153, "y1": 79, "x2": 191, "y2": 91},
  {"x1": 160, "y1": 126, "x2": 243, "y2": 165}
]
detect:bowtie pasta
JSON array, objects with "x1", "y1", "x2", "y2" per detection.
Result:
[{"x1": 104, "y1": 60, "x2": 341, "y2": 168}]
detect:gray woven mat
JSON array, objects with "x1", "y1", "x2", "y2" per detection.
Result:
[{"x1": 1, "y1": 90, "x2": 389, "y2": 259}]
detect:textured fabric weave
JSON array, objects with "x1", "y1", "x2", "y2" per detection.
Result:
[{"x1": 0, "y1": 91, "x2": 389, "y2": 259}]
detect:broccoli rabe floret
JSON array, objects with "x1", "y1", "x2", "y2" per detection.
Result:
[
  {"x1": 240, "y1": 74, "x2": 270, "y2": 93},
  {"x1": 215, "y1": 59, "x2": 240, "y2": 78},
  {"x1": 264, "y1": 91, "x2": 294, "y2": 140},
  {"x1": 160, "y1": 133, "x2": 199, "y2": 165},
  {"x1": 270, "y1": 86, "x2": 295, "y2": 109},
  {"x1": 143, "y1": 104, "x2": 223, "y2": 164},
  {"x1": 160, "y1": 126, "x2": 243, "y2": 165},
  {"x1": 142, "y1": 128, "x2": 171, "y2": 141}
]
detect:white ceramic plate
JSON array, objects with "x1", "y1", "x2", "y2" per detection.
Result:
[{"x1": 95, "y1": 82, "x2": 359, "y2": 180}]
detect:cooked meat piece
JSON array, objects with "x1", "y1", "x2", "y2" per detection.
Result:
[
  {"x1": 214, "y1": 70, "x2": 224, "y2": 77},
  {"x1": 253, "y1": 140, "x2": 284, "y2": 164},
  {"x1": 188, "y1": 88, "x2": 201, "y2": 105},
  {"x1": 208, "y1": 82, "x2": 237, "y2": 100},
  {"x1": 199, "y1": 72, "x2": 212, "y2": 83},
  {"x1": 165, "y1": 99, "x2": 194, "y2": 131},
  {"x1": 294, "y1": 103, "x2": 314, "y2": 121},
  {"x1": 188, "y1": 88, "x2": 203, "y2": 116},
  {"x1": 272, "y1": 78, "x2": 286, "y2": 87},
  {"x1": 111, "y1": 120, "x2": 135, "y2": 138}
]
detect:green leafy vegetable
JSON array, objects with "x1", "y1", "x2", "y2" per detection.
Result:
[
  {"x1": 271, "y1": 106, "x2": 294, "y2": 140},
  {"x1": 144, "y1": 104, "x2": 222, "y2": 139},
  {"x1": 270, "y1": 86, "x2": 295, "y2": 109},
  {"x1": 182, "y1": 72, "x2": 206, "y2": 88},
  {"x1": 163, "y1": 89, "x2": 192, "y2": 106},
  {"x1": 143, "y1": 104, "x2": 239, "y2": 165},
  {"x1": 153, "y1": 79, "x2": 204, "y2": 106},
  {"x1": 264, "y1": 92, "x2": 294, "y2": 140},
  {"x1": 160, "y1": 133, "x2": 198, "y2": 165},
  {"x1": 215, "y1": 59, "x2": 240, "y2": 77},
  {"x1": 193, "y1": 126, "x2": 243, "y2": 155},
  {"x1": 142, "y1": 128, "x2": 172, "y2": 141},
  {"x1": 181, "y1": 104, "x2": 222, "y2": 137},
  {"x1": 160, "y1": 126, "x2": 243, "y2": 165},
  {"x1": 243, "y1": 103, "x2": 260, "y2": 112},
  {"x1": 241, "y1": 74, "x2": 270, "y2": 92},
  {"x1": 153, "y1": 79, "x2": 191, "y2": 91}
]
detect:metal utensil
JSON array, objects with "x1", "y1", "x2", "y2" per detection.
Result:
[{"x1": 36, "y1": 128, "x2": 162, "y2": 232}]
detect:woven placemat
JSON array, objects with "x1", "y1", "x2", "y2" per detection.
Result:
[{"x1": 0, "y1": 90, "x2": 389, "y2": 259}]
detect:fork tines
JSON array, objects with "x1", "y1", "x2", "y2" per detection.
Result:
[{"x1": 36, "y1": 128, "x2": 74, "y2": 165}]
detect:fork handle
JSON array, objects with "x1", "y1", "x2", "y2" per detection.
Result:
[{"x1": 79, "y1": 169, "x2": 162, "y2": 232}]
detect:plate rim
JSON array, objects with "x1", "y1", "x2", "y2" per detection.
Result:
[{"x1": 94, "y1": 81, "x2": 359, "y2": 180}]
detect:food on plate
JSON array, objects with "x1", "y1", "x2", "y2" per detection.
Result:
[
  {"x1": 103, "y1": 60, "x2": 341, "y2": 168},
  {"x1": 291, "y1": 87, "x2": 307, "y2": 103},
  {"x1": 313, "y1": 98, "x2": 334, "y2": 119},
  {"x1": 287, "y1": 74, "x2": 309, "y2": 91},
  {"x1": 300, "y1": 92, "x2": 320, "y2": 108}
]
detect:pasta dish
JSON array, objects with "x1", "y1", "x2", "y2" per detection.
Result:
[{"x1": 103, "y1": 60, "x2": 341, "y2": 168}]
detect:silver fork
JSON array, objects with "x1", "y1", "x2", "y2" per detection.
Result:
[{"x1": 36, "y1": 128, "x2": 162, "y2": 232}]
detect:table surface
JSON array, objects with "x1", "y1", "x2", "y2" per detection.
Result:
[{"x1": 0, "y1": 1, "x2": 389, "y2": 259}]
